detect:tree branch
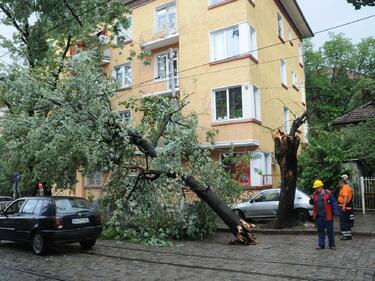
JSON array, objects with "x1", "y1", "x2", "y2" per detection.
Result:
[
  {"x1": 289, "y1": 111, "x2": 308, "y2": 136},
  {"x1": 63, "y1": 0, "x2": 83, "y2": 27},
  {"x1": 0, "y1": 4, "x2": 27, "y2": 42},
  {"x1": 52, "y1": 35, "x2": 72, "y2": 90}
]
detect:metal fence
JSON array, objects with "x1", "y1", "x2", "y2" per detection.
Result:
[{"x1": 352, "y1": 177, "x2": 375, "y2": 213}]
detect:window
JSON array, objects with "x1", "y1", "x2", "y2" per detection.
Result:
[
  {"x1": 212, "y1": 84, "x2": 261, "y2": 122},
  {"x1": 277, "y1": 13, "x2": 284, "y2": 39},
  {"x1": 86, "y1": 172, "x2": 102, "y2": 187},
  {"x1": 253, "y1": 85, "x2": 261, "y2": 121},
  {"x1": 221, "y1": 151, "x2": 271, "y2": 186},
  {"x1": 250, "y1": 26, "x2": 258, "y2": 59},
  {"x1": 120, "y1": 109, "x2": 131, "y2": 125},
  {"x1": 114, "y1": 17, "x2": 133, "y2": 44},
  {"x1": 292, "y1": 71, "x2": 298, "y2": 88},
  {"x1": 33, "y1": 200, "x2": 43, "y2": 216},
  {"x1": 55, "y1": 198, "x2": 91, "y2": 214},
  {"x1": 254, "y1": 190, "x2": 279, "y2": 202},
  {"x1": 280, "y1": 59, "x2": 287, "y2": 86},
  {"x1": 21, "y1": 199, "x2": 38, "y2": 214},
  {"x1": 211, "y1": 25, "x2": 239, "y2": 61},
  {"x1": 283, "y1": 107, "x2": 290, "y2": 133},
  {"x1": 112, "y1": 63, "x2": 132, "y2": 88},
  {"x1": 250, "y1": 152, "x2": 272, "y2": 186},
  {"x1": 298, "y1": 42, "x2": 304, "y2": 65},
  {"x1": 155, "y1": 50, "x2": 178, "y2": 89},
  {"x1": 156, "y1": 2, "x2": 176, "y2": 33},
  {"x1": 301, "y1": 82, "x2": 306, "y2": 104},
  {"x1": 5, "y1": 200, "x2": 25, "y2": 214},
  {"x1": 220, "y1": 152, "x2": 250, "y2": 185},
  {"x1": 210, "y1": 23, "x2": 257, "y2": 62}
]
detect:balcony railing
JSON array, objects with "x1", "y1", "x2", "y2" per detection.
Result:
[
  {"x1": 141, "y1": 27, "x2": 179, "y2": 51},
  {"x1": 140, "y1": 76, "x2": 179, "y2": 98}
]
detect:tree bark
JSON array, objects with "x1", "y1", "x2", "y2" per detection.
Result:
[{"x1": 274, "y1": 112, "x2": 307, "y2": 229}]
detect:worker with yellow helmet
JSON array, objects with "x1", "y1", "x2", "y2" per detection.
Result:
[{"x1": 310, "y1": 180, "x2": 340, "y2": 250}]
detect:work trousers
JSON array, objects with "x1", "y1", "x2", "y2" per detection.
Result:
[
  {"x1": 339, "y1": 209, "x2": 352, "y2": 238},
  {"x1": 316, "y1": 216, "x2": 335, "y2": 248}
]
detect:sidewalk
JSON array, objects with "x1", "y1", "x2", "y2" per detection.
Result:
[{"x1": 217, "y1": 211, "x2": 375, "y2": 237}]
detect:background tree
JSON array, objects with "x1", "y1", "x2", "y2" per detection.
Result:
[
  {"x1": 298, "y1": 127, "x2": 346, "y2": 192},
  {"x1": 299, "y1": 34, "x2": 375, "y2": 189},
  {"x1": 347, "y1": 0, "x2": 375, "y2": 9}
]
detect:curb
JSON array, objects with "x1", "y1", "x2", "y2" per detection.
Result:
[{"x1": 217, "y1": 227, "x2": 375, "y2": 237}]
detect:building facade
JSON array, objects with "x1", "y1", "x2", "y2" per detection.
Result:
[{"x1": 74, "y1": 0, "x2": 313, "y2": 199}]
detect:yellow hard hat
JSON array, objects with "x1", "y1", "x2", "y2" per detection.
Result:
[{"x1": 313, "y1": 180, "x2": 324, "y2": 189}]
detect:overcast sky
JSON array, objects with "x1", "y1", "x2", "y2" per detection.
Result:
[
  {"x1": 1, "y1": 1, "x2": 375, "y2": 65},
  {"x1": 297, "y1": 0, "x2": 375, "y2": 47}
]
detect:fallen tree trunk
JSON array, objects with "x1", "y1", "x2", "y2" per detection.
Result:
[
  {"x1": 274, "y1": 112, "x2": 308, "y2": 229},
  {"x1": 128, "y1": 130, "x2": 256, "y2": 245}
]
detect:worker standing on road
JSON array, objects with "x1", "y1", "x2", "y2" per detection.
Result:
[
  {"x1": 310, "y1": 180, "x2": 340, "y2": 250},
  {"x1": 338, "y1": 174, "x2": 354, "y2": 240}
]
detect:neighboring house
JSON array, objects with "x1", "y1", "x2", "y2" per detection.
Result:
[
  {"x1": 332, "y1": 101, "x2": 375, "y2": 128},
  {"x1": 74, "y1": 0, "x2": 313, "y2": 199},
  {"x1": 332, "y1": 101, "x2": 375, "y2": 177}
]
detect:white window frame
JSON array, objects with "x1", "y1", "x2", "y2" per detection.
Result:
[
  {"x1": 277, "y1": 13, "x2": 284, "y2": 39},
  {"x1": 301, "y1": 81, "x2": 306, "y2": 104},
  {"x1": 86, "y1": 172, "x2": 102, "y2": 187},
  {"x1": 114, "y1": 17, "x2": 133, "y2": 44},
  {"x1": 112, "y1": 62, "x2": 132, "y2": 89},
  {"x1": 208, "y1": 0, "x2": 225, "y2": 5},
  {"x1": 283, "y1": 107, "x2": 290, "y2": 133},
  {"x1": 211, "y1": 83, "x2": 261, "y2": 122},
  {"x1": 298, "y1": 42, "x2": 304, "y2": 65},
  {"x1": 280, "y1": 59, "x2": 287, "y2": 86},
  {"x1": 292, "y1": 71, "x2": 298, "y2": 88},
  {"x1": 120, "y1": 109, "x2": 132, "y2": 126},
  {"x1": 155, "y1": 1, "x2": 177, "y2": 33},
  {"x1": 210, "y1": 23, "x2": 257, "y2": 62},
  {"x1": 249, "y1": 25, "x2": 258, "y2": 59}
]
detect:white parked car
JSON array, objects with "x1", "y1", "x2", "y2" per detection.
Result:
[{"x1": 231, "y1": 188, "x2": 313, "y2": 222}]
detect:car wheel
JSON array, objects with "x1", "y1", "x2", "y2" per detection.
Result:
[
  {"x1": 235, "y1": 210, "x2": 245, "y2": 220},
  {"x1": 32, "y1": 232, "x2": 46, "y2": 255},
  {"x1": 79, "y1": 239, "x2": 96, "y2": 250},
  {"x1": 295, "y1": 209, "x2": 309, "y2": 223}
]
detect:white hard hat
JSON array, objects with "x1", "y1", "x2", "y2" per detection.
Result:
[{"x1": 340, "y1": 174, "x2": 349, "y2": 180}]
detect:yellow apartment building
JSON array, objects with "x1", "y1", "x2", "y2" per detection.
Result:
[{"x1": 73, "y1": 0, "x2": 313, "y2": 199}]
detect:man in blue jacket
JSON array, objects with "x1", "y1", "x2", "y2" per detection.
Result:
[{"x1": 310, "y1": 180, "x2": 340, "y2": 250}]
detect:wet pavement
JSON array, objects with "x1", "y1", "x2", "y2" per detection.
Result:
[{"x1": 0, "y1": 232, "x2": 374, "y2": 281}]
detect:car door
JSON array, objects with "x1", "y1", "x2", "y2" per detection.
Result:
[
  {"x1": 14, "y1": 199, "x2": 40, "y2": 241},
  {"x1": 0, "y1": 199, "x2": 25, "y2": 241},
  {"x1": 248, "y1": 190, "x2": 280, "y2": 218}
]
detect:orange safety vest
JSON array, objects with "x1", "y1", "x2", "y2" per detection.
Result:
[{"x1": 338, "y1": 184, "x2": 353, "y2": 210}]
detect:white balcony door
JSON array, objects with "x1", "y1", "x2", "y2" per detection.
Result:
[{"x1": 155, "y1": 50, "x2": 179, "y2": 90}]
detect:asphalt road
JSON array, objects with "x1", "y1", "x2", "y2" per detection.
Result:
[{"x1": 0, "y1": 233, "x2": 374, "y2": 281}]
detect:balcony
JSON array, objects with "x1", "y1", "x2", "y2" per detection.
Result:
[
  {"x1": 141, "y1": 27, "x2": 179, "y2": 51},
  {"x1": 100, "y1": 48, "x2": 111, "y2": 65}
]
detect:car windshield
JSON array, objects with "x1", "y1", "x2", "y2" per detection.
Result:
[{"x1": 55, "y1": 198, "x2": 91, "y2": 214}]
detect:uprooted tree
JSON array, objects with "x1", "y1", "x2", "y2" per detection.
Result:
[
  {"x1": 273, "y1": 112, "x2": 308, "y2": 229},
  {"x1": 0, "y1": 1, "x2": 256, "y2": 245}
]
